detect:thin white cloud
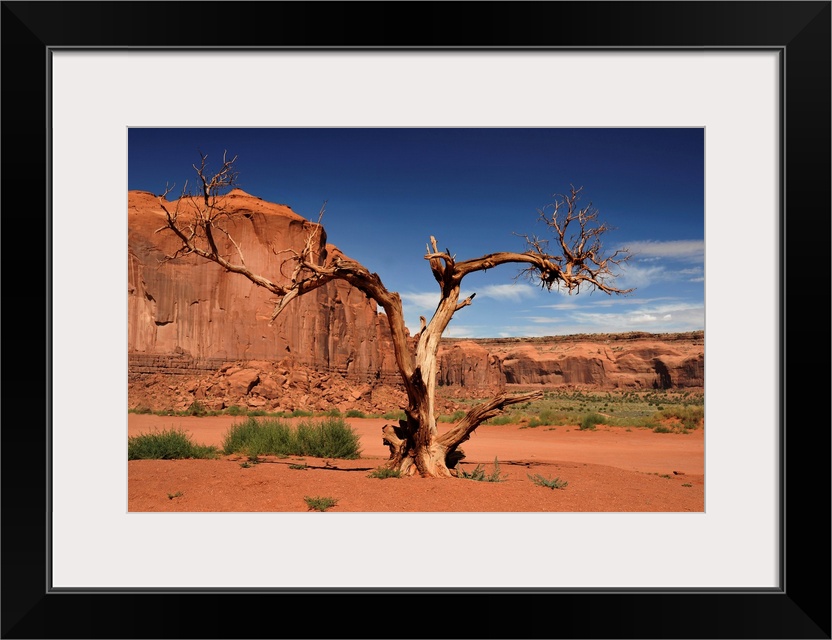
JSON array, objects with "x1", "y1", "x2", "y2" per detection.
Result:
[
  {"x1": 678, "y1": 267, "x2": 705, "y2": 283},
  {"x1": 477, "y1": 283, "x2": 539, "y2": 302},
  {"x1": 500, "y1": 303, "x2": 704, "y2": 337},
  {"x1": 633, "y1": 314, "x2": 658, "y2": 323},
  {"x1": 536, "y1": 301, "x2": 582, "y2": 310},
  {"x1": 590, "y1": 296, "x2": 678, "y2": 308},
  {"x1": 538, "y1": 295, "x2": 678, "y2": 310},
  {"x1": 527, "y1": 316, "x2": 567, "y2": 324},
  {"x1": 616, "y1": 263, "x2": 667, "y2": 289},
  {"x1": 401, "y1": 284, "x2": 539, "y2": 308},
  {"x1": 400, "y1": 291, "x2": 440, "y2": 311},
  {"x1": 635, "y1": 302, "x2": 702, "y2": 317},
  {"x1": 625, "y1": 239, "x2": 705, "y2": 261},
  {"x1": 444, "y1": 324, "x2": 483, "y2": 338},
  {"x1": 617, "y1": 260, "x2": 707, "y2": 289}
]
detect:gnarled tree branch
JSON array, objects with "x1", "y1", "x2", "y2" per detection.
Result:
[{"x1": 437, "y1": 389, "x2": 545, "y2": 454}]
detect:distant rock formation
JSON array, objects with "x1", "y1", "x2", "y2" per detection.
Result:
[{"x1": 447, "y1": 332, "x2": 704, "y2": 391}]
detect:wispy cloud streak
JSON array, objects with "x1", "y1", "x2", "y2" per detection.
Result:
[
  {"x1": 477, "y1": 283, "x2": 538, "y2": 302},
  {"x1": 626, "y1": 239, "x2": 704, "y2": 261}
]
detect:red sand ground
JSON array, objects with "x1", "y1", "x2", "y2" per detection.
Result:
[{"x1": 128, "y1": 415, "x2": 703, "y2": 512}]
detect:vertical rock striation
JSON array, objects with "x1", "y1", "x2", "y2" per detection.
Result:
[{"x1": 128, "y1": 189, "x2": 398, "y2": 383}]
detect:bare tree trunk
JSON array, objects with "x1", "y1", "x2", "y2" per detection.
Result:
[
  {"x1": 381, "y1": 372, "x2": 544, "y2": 476},
  {"x1": 380, "y1": 279, "x2": 544, "y2": 477}
]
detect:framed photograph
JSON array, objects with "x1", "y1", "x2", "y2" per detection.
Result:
[{"x1": 3, "y1": 2, "x2": 829, "y2": 638}]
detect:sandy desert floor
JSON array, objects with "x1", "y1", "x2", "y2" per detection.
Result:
[{"x1": 128, "y1": 415, "x2": 704, "y2": 512}]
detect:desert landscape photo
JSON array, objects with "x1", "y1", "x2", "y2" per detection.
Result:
[{"x1": 127, "y1": 128, "x2": 705, "y2": 513}]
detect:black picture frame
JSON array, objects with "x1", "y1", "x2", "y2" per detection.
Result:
[{"x1": 2, "y1": 2, "x2": 829, "y2": 638}]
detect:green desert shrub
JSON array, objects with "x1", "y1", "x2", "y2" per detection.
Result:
[
  {"x1": 128, "y1": 428, "x2": 219, "y2": 460},
  {"x1": 458, "y1": 457, "x2": 507, "y2": 483},
  {"x1": 304, "y1": 496, "x2": 338, "y2": 511},
  {"x1": 222, "y1": 417, "x2": 294, "y2": 457},
  {"x1": 294, "y1": 417, "x2": 362, "y2": 459},
  {"x1": 579, "y1": 412, "x2": 606, "y2": 431},
  {"x1": 222, "y1": 416, "x2": 361, "y2": 459},
  {"x1": 533, "y1": 408, "x2": 571, "y2": 427},
  {"x1": 184, "y1": 400, "x2": 208, "y2": 417},
  {"x1": 656, "y1": 405, "x2": 704, "y2": 430},
  {"x1": 437, "y1": 410, "x2": 467, "y2": 423},
  {"x1": 368, "y1": 466, "x2": 402, "y2": 479},
  {"x1": 528, "y1": 473, "x2": 568, "y2": 489},
  {"x1": 128, "y1": 406, "x2": 153, "y2": 415},
  {"x1": 345, "y1": 409, "x2": 366, "y2": 418}
]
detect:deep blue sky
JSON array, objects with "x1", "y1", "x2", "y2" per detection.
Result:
[{"x1": 129, "y1": 128, "x2": 704, "y2": 338}]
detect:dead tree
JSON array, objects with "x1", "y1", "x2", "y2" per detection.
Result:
[{"x1": 157, "y1": 152, "x2": 633, "y2": 477}]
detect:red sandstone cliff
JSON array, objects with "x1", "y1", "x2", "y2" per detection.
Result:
[
  {"x1": 128, "y1": 189, "x2": 399, "y2": 383},
  {"x1": 442, "y1": 332, "x2": 704, "y2": 392}
]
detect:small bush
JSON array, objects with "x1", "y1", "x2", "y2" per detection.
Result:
[
  {"x1": 485, "y1": 414, "x2": 515, "y2": 425},
  {"x1": 224, "y1": 405, "x2": 247, "y2": 416},
  {"x1": 128, "y1": 428, "x2": 219, "y2": 460},
  {"x1": 185, "y1": 400, "x2": 208, "y2": 417},
  {"x1": 653, "y1": 424, "x2": 674, "y2": 433},
  {"x1": 656, "y1": 405, "x2": 704, "y2": 431},
  {"x1": 290, "y1": 409, "x2": 314, "y2": 418},
  {"x1": 528, "y1": 474, "x2": 568, "y2": 490},
  {"x1": 536, "y1": 408, "x2": 571, "y2": 426},
  {"x1": 437, "y1": 410, "x2": 466, "y2": 423},
  {"x1": 368, "y1": 466, "x2": 402, "y2": 479},
  {"x1": 222, "y1": 417, "x2": 294, "y2": 457},
  {"x1": 580, "y1": 413, "x2": 606, "y2": 431},
  {"x1": 222, "y1": 416, "x2": 361, "y2": 459},
  {"x1": 382, "y1": 410, "x2": 406, "y2": 421},
  {"x1": 458, "y1": 457, "x2": 507, "y2": 482},
  {"x1": 345, "y1": 409, "x2": 366, "y2": 418},
  {"x1": 294, "y1": 417, "x2": 362, "y2": 459},
  {"x1": 289, "y1": 463, "x2": 308, "y2": 470},
  {"x1": 129, "y1": 406, "x2": 153, "y2": 415},
  {"x1": 304, "y1": 496, "x2": 338, "y2": 511}
]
